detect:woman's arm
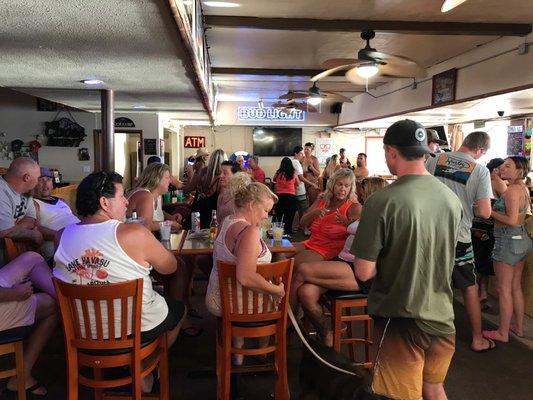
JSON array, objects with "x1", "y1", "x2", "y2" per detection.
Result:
[
  {"x1": 491, "y1": 185, "x2": 523, "y2": 226},
  {"x1": 300, "y1": 197, "x2": 327, "y2": 228},
  {"x1": 234, "y1": 226, "x2": 284, "y2": 297},
  {"x1": 129, "y1": 191, "x2": 160, "y2": 231},
  {"x1": 336, "y1": 202, "x2": 362, "y2": 227}
]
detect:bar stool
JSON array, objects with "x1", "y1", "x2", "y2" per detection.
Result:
[
  {"x1": 0, "y1": 326, "x2": 31, "y2": 400},
  {"x1": 325, "y1": 290, "x2": 373, "y2": 368}
]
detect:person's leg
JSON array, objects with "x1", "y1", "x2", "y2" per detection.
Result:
[
  {"x1": 289, "y1": 250, "x2": 325, "y2": 310},
  {"x1": 461, "y1": 284, "x2": 491, "y2": 349},
  {"x1": 0, "y1": 252, "x2": 55, "y2": 299},
  {"x1": 7, "y1": 293, "x2": 57, "y2": 394},
  {"x1": 297, "y1": 283, "x2": 329, "y2": 344},
  {"x1": 482, "y1": 261, "x2": 513, "y2": 342},
  {"x1": 422, "y1": 333, "x2": 455, "y2": 400},
  {"x1": 510, "y1": 261, "x2": 525, "y2": 336},
  {"x1": 422, "y1": 382, "x2": 448, "y2": 400},
  {"x1": 296, "y1": 261, "x2": 359, "y2": 291}
]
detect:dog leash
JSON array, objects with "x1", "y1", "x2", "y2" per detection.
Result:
[{"x1": 288, "y1": 308, "x2": 358, "y2": 376}]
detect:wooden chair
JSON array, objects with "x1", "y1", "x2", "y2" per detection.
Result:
[
  {"x1": 216, "y1": 259, "x2": 293, "y2": 400},
  {"x1": 53, "y1": 278, "x2": 170, "y2": 400},
  {"x1": 0, "y1": 326, "x2": 31, "y2": 400},
  {"x1": 325, "y1": 290, "x2": 373, "y2": 369}
]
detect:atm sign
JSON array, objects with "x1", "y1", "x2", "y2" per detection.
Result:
[{"x1": 184, "y1": 136, "x2": 205, "y2": 148}]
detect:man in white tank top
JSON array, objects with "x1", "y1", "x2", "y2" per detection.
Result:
[
  {"x1": 32, "y1": 168, "x2": 80, "y2": 262},
  {"x1": 53, "y1": 172, "x2": 185, "y2": 393}
]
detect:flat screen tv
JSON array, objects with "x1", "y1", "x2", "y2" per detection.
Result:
[{"x1": 252, "y1": 127, "x2": 302, "y2": 156}]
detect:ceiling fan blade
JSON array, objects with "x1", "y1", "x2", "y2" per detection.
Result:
[
  {"x1": 321, "y1": 91, "x2": 353, "y2": 103},
  {"x1": 321, "y1": 58, "x2": 359, "y2": 69},
  {"x1": 272, "y1": 102, "x2": 288, "y2": 108},
  {"x1": 279, "y1": 92, "x2": 308, "y2": 100},
  {"x1": 363, "y1": 50, "x2": 426, "y2": 78},
  {"x1": 311, "y1": 64, "x2": 358, "y2": 82},
  {"x1": 441, "y1": 0, "x2": 468, "y2": 12}
]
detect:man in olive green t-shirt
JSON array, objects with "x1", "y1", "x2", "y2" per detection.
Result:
[{"x1": 351, "y1": 120, "x2": 462, "y2": 400}]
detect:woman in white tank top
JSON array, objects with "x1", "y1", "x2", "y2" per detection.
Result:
[
  {"x1": 205, "y1": 173, "x2": 285, "y2": 316},
  {"x1": 126, "y1": 163, "x2": 182, "y2": 232}
]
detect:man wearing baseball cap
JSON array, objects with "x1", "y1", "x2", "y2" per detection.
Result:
[
  {"x1": 350, "y1": 119, "x2": 462, "y2": 400},
  {"x1": 427, "y1": 128, "x2": 447, "y2": 154}
]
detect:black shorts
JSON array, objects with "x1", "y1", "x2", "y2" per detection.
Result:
[
  {"x1": 141, "y1": 296, "x2": 185, "y2": 343},
  {"x1": 452, "y1": 242, "x2": 476, "y2": 289},
  {"x1": 330, "y1": 256, "x2": 372, "y2": 295}
]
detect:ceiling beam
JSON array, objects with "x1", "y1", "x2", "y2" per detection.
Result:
[
  {"x1": 205, "y1": 16, "x2": 532, "y2": 36},
  {"x1": 212, "y1": 67, "x2": 346, "y2": 77}
]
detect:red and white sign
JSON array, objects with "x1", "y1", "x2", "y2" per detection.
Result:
[
  {"x1": 315, "y1": 138, "x2": 334, "y2": 157},
  {"x1": 184, "y1": 136, "x2": 206, "y2": 148}
]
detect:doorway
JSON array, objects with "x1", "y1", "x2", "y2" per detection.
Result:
[{"x1": 93, "y1": 130, "x2": 143, "y2": 190}]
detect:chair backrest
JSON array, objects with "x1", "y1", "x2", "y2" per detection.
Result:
[
  {"x1": 217, "y1": 259, "x2": 293, "y2": 324},
  {"x1": 3, "y1": 238, "x2": 28, "y2": 262},
  {"x1": 53, "y1": 278, "x2": 143, "y2": 351}
]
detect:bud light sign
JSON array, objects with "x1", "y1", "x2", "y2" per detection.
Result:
[{"x1": 238, "y1": 106, "x2": 305, "y2": 122}]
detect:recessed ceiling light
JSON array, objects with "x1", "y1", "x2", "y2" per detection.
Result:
[
  {"x1": 81, "y1": 79, "x2": 104, "y2": 85},
  {"x1": 203, "y1": 1, "x2": 240, "y2": 8}
]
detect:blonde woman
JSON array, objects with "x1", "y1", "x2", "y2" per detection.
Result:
[
  {"x1": 321, "y1": 154, "x2": 341, "y2": 190},
  {"x1": 206, "y1": 173, "x2": 284, "y2": 363},
  {"x1": 290, "y1": 176, "x2": 387, "y2": 346},
  {"x1": 126, "y1": 163, "x2": 182, "y2": 232}
]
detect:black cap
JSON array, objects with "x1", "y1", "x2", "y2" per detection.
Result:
[
  {"x1": 383, "y1": 119, "x2": 433, "y2": 157},
  {"x1": 486, "y1": 158, "x2": 504, "y2": 172}
]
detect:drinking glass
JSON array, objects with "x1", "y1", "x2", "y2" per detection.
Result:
[
  {"x1": 273, "y1": 222, "x2": 284, "y2": 241},
  {"x1": 159, "y1": 221, "x2": 172, "y2": 241}
]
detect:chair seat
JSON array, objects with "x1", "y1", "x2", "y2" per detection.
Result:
[
  {"x1": 326, "y1": 290, "x2": 367, "y2": 300},
  {"x1": 79, "y1": 338, "x2": 156, "y2": 355},
  {"x1": 0, "y1": 325, "x2": 31, "y2": 344},
  {"x1": 231, "y1": 319, "x2": 277, "y2": 328}
]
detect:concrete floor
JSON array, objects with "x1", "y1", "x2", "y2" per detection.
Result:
[{"x1": 1, "y1": 242, "x2": 532, "y2": 399}]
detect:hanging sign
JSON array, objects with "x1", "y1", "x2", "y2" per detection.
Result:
[
  {"x1": 237, "y1": 106, "x2": 305, "y2": 122},
  {"x1": 114, "y1": 117, "x2": 135, "y2": 128},
  {"x1": 184, "y1": 136, "x2": 206, "y2": 148},
  {"x1": 315, "y1": 138, "x2": 334, "y2": 158}
]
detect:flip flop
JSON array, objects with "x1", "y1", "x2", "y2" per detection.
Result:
[
  {"x1": 5, "y1": 382, "x2": 48, "y2": 397},
  {"x1": 510, "y1": 327, "x2": 525, "y2": 338},
  {"x1": 470, "y1": 338, "x2": 498, "y2": 353},
  {"x1": 482, "y1": 329, "x2": 508, "y2": 343},
  {"x1": 180, "y1": 325, "x2": 203, "y2": 338}
]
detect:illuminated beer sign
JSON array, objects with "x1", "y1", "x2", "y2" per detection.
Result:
[{"x1": 237, "y1": 106, "x2": 305, "y2": 122}]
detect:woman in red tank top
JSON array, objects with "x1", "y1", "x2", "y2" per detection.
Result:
[{"x1": 289, "y1": 169, "x2": 361, "y2": 307}]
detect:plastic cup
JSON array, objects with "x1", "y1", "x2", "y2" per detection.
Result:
[
  {"x1": 159, "y1": 221, "x2": 172, "y2": 241},
  {"x1": 176, "y1": 190, "x2": 184, "y2": 202},
  {"x1": 273, "y1": 222, "x2": 284, "y2": 241},
  {"x1": 162, "y1": 191, "x2": 171, "y2": 203}
]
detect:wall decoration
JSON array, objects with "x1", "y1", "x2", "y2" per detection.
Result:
[
  {"x1": 238, "y1": 106, "x2": 305, "y2": 122},
  {"x1": 45, "y1": 110, "x2": 86, "y2": 147},
  {"x1": 78, "y1": 148, "x2": 90, "y2": 161},
  {"x1": 143, "y1": 139, "x2": 157, "y2": 155},
  {"x1": 114, "y1": 117, "x2": 135, "y2": 128},
  {"x1": 507, "y1": 124, "x2": 524, "y2": 156},
  {"x1": 431, "y1": 68, "x2": 457, "y2": 105}
]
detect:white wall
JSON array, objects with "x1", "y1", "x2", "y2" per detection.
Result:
[
  {"x1": 339, "y1": 34, "x2": 533, "y2": 126},
  {"x1": 180, "y1": 125, "x2": 368, "y2": 178},
  {"x1": 0, "y1": 88, "x2": 96, "y2": 182}
]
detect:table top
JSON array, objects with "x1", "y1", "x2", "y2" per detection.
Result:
[{"x1": 164, "y1": 230, "x2": 296, "y2": 255}]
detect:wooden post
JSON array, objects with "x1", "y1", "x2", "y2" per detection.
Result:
[{"x1": 100, "y1": 89, "x2": 114, "y2": 172}]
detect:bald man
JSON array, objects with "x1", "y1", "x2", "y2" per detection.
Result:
[{"x1": 0, "y1": 157, "x2": 43, "y2": 266}]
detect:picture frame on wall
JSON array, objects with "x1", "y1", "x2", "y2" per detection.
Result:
[{"x1": 431, "y1": 68, "x2": 457, "y2": 106}]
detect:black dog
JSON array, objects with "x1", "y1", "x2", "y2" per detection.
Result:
[{"x1": 297, "y1": 330, "x2": 384, "y2": 400}]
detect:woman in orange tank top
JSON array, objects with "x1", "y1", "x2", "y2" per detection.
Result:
[{"x1": 288, "y1": 169, "x2": 361, "y2": 307}]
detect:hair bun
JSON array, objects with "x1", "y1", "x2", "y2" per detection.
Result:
[{"x1": 229, "y1": 172, "x2": 252, "y2": 198}]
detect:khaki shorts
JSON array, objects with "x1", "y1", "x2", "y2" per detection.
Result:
[{"x1": 372, "y1": 317, "x2": 455, "y2": 400}]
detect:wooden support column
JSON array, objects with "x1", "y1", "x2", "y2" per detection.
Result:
[{"x1": 100, "y1": 89, "x2": 114, "y2": 172}]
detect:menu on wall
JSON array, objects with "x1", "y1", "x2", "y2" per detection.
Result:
[
  {"x1": 143, "y1": 139, "x2": 157, "y2": 155},
  {"x1": 507, "y1": 124, "x2": 524, "y2": 156}
]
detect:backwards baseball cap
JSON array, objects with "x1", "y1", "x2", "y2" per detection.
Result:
[
  {"x1": 383, "y1": 119, "x2": 433, "y2": 158},
  {"x1": 427, "y1": 129, "x2": 446, "y2": 145},
  {"x1": 39, "y1": 167, "x2": 53, "y2": 178}
]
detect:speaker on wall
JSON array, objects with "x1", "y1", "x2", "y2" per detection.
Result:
[{"x1": 330, "y1": 103, "x2": 342, "y2": 114}]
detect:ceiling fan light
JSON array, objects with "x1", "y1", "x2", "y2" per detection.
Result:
[
  {"x1": 441, "y1": 0, "x2": 468, "y2": 13},
  {"x1": 356, "y1": 64, "x2": 379, "y2": 79},
  {"x1": 307, "y1": 97, "x2": 322, "y2": 106}
]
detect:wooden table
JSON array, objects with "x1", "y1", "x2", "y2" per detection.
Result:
[{"x1": 164, "y1": 230, "x2": 296, "y2": 255}]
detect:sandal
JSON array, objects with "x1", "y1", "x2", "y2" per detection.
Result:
[
  {"x1": 180, "y1": 325, "x2": 203, "y2": 337},
  {"x1": 5, "y1": 382, "x2": 48, "y2": 397},
  {"x1": 470, "y1": 338, "x2": 497, "y2": 353},
  {"x1": 482, "y1": 329, "x2": 508, "y2": 343}
]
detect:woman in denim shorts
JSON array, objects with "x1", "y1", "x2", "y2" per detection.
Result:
[{"x1": 483, "y1": 157, "x2": 532, "y2": 343}]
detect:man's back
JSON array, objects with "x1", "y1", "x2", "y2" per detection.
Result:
[
  {"x1": 426, "y1": 151, "x2": 491, "y2": 242},
  {"x1": 352, "y1": 175, "x2": 462, "y2": 336}
]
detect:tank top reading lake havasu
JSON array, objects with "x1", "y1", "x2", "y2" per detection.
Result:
[
  {"x1": 303, "y1": 199, "x2": 354, "y2": 260},
  {"x1": 205, "y1": 216, "x2": 272, "y2": 317},
  {"x1": 53, "y1": 220, "x2": 168, "y2": 336}
]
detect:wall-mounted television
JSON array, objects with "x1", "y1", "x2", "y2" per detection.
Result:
[{"x1": 252, "y1": 127, "x2": 302, "y2": 156}]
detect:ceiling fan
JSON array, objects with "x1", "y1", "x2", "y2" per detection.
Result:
[
  {"x1": 272, "y1": 99, "x2": 318, "y2": 113},
  {"x1": 278, "y1": 83, "x2": 353, "y2": 106},
  {"x1": 311, "y1": 30, "x2": 426, "y2": 86},
  {"x1": 441, "y1": 0, "x2": 468, "y2": 12}
]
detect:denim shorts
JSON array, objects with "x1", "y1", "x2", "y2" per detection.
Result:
[{"x1": 493, "y1": 225, "x2": 532, "y2": 266}]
